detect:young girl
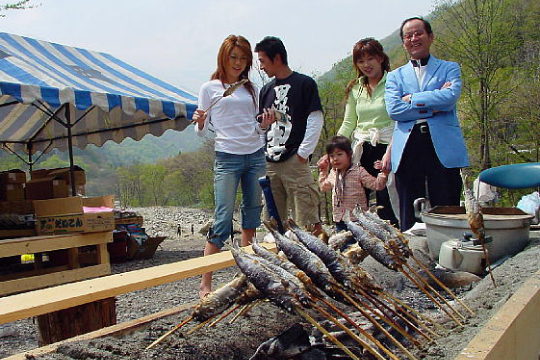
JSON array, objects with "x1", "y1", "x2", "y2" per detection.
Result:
[{"x1": 318, "y1": 136, "x2": 389, "y2": 232}]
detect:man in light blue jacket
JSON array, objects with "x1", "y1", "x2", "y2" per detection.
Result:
[{"x1": 385, "y1": 17, "x2": 469, "y2": 231}]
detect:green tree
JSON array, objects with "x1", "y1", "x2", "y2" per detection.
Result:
[
  {"x1": 140, "y1": 164, "x2": 167, "y2": 206},
  {"x1": 0, "y1": 0, "x2": 36, "y2": 16},
  {"x1": 433, "y1": 0, "x2": 522, "y2": 170}
]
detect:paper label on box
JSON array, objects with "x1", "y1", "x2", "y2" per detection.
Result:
[{"x1": 37, "y1": 215, "x2": 85, "y2": 234}]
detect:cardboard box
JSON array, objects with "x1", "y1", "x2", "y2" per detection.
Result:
[
  {"x1": 0, "y1": 169, "x2": 27, "y2": 184},
  {"x1": 26, "y1": 177, "x2": 69, "y2": 200},
  {"x1": 0, "y1": 200, "x2": 35, "y2": 214},
  {"x1": 34, "y1": 195, "x2": 115, "y2": 235},
  {"x1": 127, "y1": 236, "x2": 166, "y2": 260},
  {"x1": 83, "y1": 195, "x2": 115, "y2": 233},
  {"x1": 31, "y1": 166, "x2": 86, "y2": 185},
  {"x1": 0, "y1": 183, "x2": 25, "y2": 201}
]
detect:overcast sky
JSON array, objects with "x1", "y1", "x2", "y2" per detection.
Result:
[{"x1": 1, "y1": 0, "x2": 434, "y2": 94}]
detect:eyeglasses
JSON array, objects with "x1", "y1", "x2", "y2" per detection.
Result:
[{"x1": 403, "y1": 31, "x2": 425, "y2": 41}]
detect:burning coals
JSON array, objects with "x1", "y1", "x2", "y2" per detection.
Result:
[{"x1": 147, "y1": 210, "x2": 475, "y2": 359}]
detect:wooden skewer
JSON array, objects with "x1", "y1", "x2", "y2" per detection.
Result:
[
  {"x1": 399, "y1": 267, "x2": 463, "y2": 327},
  {"x1": 311, "y1": 303, "x2": 388, "y2": 360},
  {"x1": 228, "y1": 302, "x2": 251, "y2": 324},
  {"x1": 359, "y1": 286, "x2": 433, "y2": 343},
  {"x1": 377, "y1": 290, "x2": 445, "y2": 335},
  {"x1": 295, "y1": 307, "x2": 361, "y2": 360},
  {"x1": 403, "y1": 262, "x2": 466, "y2": 321},
  {"x1": 376, "y1": 291, "x2": 440, "y2": 339},
  {"x1": 478, "y1": 234, "x2": 497, "y2": 288},
  {"x1": 185, "y1": 315, "x2": 216, "y2": 336},
  {"x1": 315, "y1": 298, "x2": 400, "y2": 360},
  {"x1": 228, "y1": 299, "x2": 261, "y2": 324},
  {"x1": 145, "y1": 315, "x2": 193, "y2": 350},
  {"x1": 208, "y1": 303, "x2": 242, "y2": 327},
  {"x1": 410, "y1": 254, "x2": 475, "y2": 315},
  {"x1": 349, "y1": 289, "x2": 422, "y2": 348},
  {"x1": 336, "y1": 287, "x2": 419, "y2": 360}
]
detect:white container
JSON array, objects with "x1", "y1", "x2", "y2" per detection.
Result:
[
  {"x1": 420, "y1": 206, "x2": 533, "y2": 262},
  {"x1": 438, "y1": 239, "x2": 486, "y2": 275}
]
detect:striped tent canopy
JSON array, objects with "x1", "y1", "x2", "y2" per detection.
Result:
[{"x1": 0, "y1": 32, "x2": 197, "y2": 157}]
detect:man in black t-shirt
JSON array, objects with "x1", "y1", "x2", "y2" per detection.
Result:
[{"x1": 255, "y1": 36, "x2": 324, "y2": 233}]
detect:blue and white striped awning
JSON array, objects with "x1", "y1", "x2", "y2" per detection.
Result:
[{"x1": 0, "y1": 32, "x2": 197, "y2": 154}]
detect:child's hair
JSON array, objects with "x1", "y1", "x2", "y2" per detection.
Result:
[{"x1": 326, "y1": 136, "x2": 353, "y2": 156}]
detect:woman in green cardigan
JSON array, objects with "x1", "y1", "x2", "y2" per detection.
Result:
[{"x1": 337, "y1": 38, "x2": 398, "y2": 225}]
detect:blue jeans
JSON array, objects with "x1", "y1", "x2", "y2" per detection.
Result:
[{"x1": 208, "y1": 148, "x2": 266, "y2": 248}]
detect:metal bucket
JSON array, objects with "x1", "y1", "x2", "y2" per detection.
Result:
[{"x1": 420, "y1": 206, "x2": 533, "y2": 262}]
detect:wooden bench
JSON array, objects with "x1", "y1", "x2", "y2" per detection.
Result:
[
  {"x1": 0, "y1": 232, "x2": 112, "y2": 297},
  {"x1": 0, "y1": 243, "x2": 276, "y2": 325}
]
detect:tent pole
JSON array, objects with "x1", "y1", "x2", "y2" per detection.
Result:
[
  {"x1": 28, "y1": 143, "x2": 33, "y2": 172},
  {"x1": 65, "y1": 105, "x2": 77, "y2": 197}
]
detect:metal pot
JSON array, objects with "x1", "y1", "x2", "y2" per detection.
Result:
[{"x1": 421, "y1": 206, "x2": 533, "y2": 262}]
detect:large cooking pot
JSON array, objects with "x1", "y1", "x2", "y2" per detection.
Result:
[{"x1": 418, "y1": 204, "x2": 533, "y2": 262}]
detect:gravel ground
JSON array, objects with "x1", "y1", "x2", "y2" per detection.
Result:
[{"x1": 0, "y1": 206, "x2": 538, "y2": 360}]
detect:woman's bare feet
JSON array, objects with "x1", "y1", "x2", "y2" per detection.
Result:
[{"x1": 199, "y1": 288, "x2": 211, "y2": 300}]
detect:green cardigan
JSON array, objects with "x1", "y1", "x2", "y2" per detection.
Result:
[{"x1": 337, "y1": 72, "x2": 393, "y2": 143}]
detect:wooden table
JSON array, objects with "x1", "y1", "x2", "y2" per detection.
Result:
[{"x1": 0, "y1": 231, "x2": 112, "y2": 297}]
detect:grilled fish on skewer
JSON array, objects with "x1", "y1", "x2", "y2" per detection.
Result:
[
  {"x1": 203, "y1": 79, "x2": 248, "y2": 113},
  {"x1": 288, "y1": 219, "x2": 354, "y2": 288},
  {"x1": 342, "y1": 243, "x2": 368, "y2": 264},
  {"x1": 265, "y1": 221, "x2": 338, "y2": 294},
  {"x1": 328, "y1": 230, "x2": 356, "y2": 251},
  {"x1": 252, "y1": 239, "x2": 324, "y2": 297},
  {"x1": 192, "y1": 274, "x2": 247, "y2": 321},
  {"x1": 462, "y1": 171, "x2": 496, "y2": 287},
  {"x1": 146, "y1": 274, "x2": 248, "y2": 349},
  {"x1": 230, "y1": 242, "x2": 303, "y2": 312},
  {"x1": 346, "y1": 220, "x2": 399, "y2": 270}
]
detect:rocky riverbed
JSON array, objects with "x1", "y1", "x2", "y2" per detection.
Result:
[{"x1": 0, "y1": 206, "x2": 539, "y2": 360}]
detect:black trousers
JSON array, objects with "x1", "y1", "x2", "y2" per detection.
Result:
[
  {"x1": 395, "y1": 123, "x2": 462, "y2": 232},
  {"x1": 359, "y1": 142, "x2": 399, "y2": 226}
]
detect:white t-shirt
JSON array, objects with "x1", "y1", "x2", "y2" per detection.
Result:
[{"x1": 195, "y1": 79, "x2": 264, "y2": 155}]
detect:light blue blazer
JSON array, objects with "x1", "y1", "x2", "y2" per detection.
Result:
[{"x1": 385, "y1": 55, "x2": 469, "y2": 172}]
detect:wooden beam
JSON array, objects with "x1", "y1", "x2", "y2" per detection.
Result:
[
  {"x1": 0, "y1": 243, "x2": 276, "y2": 325},
  {"x1": 4, "y1": 302, "x2": 197, "y2": 360},
  {"x1": 0, "y1": 265, "x2": 70, "y2": 282},
  {"x1": 0, "y1": 263, "x2": 110, "y2": 297},
  {"x1": 455, "y1": 270, "x2": 540, "y2": 360},
  {"x1": 0, "y1": 232, "x2": 113, "y2": 257}
]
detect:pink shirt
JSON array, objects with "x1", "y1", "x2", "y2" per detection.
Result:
[{"x1": 319, "y1": 165, "x2": 387, "y2": 222}]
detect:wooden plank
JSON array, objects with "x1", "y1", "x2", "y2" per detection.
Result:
[
  {"x1": 97, "y1": 243, "x2": 109, "y2": 265},
  {"x1": 0, "y1": 232, "x2": 113, "y2": 257},
  {"x1": 0, "y1": 229, "x2": 36, "y2": 239},
  {"x1": 3, "y1": 302, "x2": 196, "y2": 360},
  {"x1": 0, "y1": 265, "x2": 70, "y2": 282},
  {"x1": 455, "y1": 270, "x2": 540, "y2": 360},
  {"x1": 0, "y1": 243, "x2": 276, "y2": 324},
  {"x1": 0, "y1": 263, "x2": 111, "y2": 297},
  {"x1": 67, "y1": 248, "x2": 79, "y2": 269}
]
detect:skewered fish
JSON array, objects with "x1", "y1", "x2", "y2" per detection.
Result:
[{"x1": 346, "y1": 220, "x2": 398, "y2": 270}]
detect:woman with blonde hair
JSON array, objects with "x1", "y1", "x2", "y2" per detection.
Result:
[
  {"x1": 193, "y1": 35, "x2": 271, "y2": 298},
  {"x1": 337, "y1": 38, "x2": 398, "y2": 225}
]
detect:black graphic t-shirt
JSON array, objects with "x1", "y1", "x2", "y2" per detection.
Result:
[{"x1": 259, "y1": 72, "x2": 322, "y2": 162}]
